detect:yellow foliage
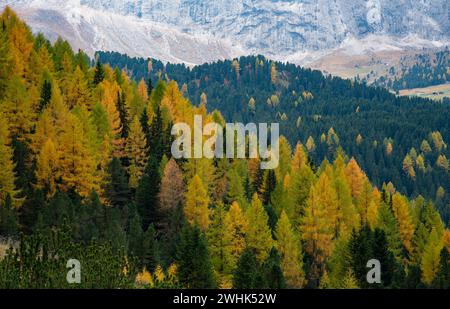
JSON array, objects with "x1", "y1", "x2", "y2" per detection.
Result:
[
  {"x1": 392, "y1": 193, "x2": 415, "y2": 255},
  {"x1": 184, "y1": 174, "x2": 211, "y2": 231}
]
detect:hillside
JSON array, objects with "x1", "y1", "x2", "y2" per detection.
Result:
[
  {"x1": 98, "y1": 51, "x2": 450, "y2": 222},
  {"x1": 1, "y1": 7, "x2": 450, "y2": 290}
]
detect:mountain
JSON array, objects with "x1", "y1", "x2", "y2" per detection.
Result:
[{"x1": 1, "y1": 0, "x2": 448, "y2": 66}]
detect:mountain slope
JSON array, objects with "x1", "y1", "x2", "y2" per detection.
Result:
[{"x1": 1, "y1": 0, "x2": 448, "y2": 65}]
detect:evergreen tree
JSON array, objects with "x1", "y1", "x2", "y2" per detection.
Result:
[
  {"x1": 206, "y1": 203, "x2": 229, "y2": 282},
  {"x1": 262, "y1": 247, "x2": 286, "y2": 289},
  {"x1": 39, "y1": 79, "x2": 52, "y2": 112},
  {"x1": 128, "y1": 207, "x2": 144, "y2": 259},
  {"x1": 105, "y1": 157, "x2": 130, "y2": 208},
  {"x1": 433, "y1": 248, "x2": 450, "y2": 288},
  {"x1": 259, "y1": 169, "x2": 276, "y2": 206},
  {"x1": 93, "y1": 59, "x2": 105, "y2": 85},
  {"x1": 233, "y1": 248, "x2": 261, "y2": 289},
  {"x1": 176, "y1": 224, "x2": 216, "y2": 288},
  {"x1": 135, "y1": 156, "x2": 160, "y2": 230},
  {"x1": 0, "y1": 195, "x2": 19, "y2": 236},
  {"x1": 142, "y1": 224, "x2": 158, "y2": 272}
]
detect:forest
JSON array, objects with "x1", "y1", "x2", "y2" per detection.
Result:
[
  {"x1": 371, "y1": 48, "x2": 450, "y2": 91},
  {"x1": 98, "y1": 51, "x2": 450, "y2": 223},
  {"x1": 0, "y1": 7, "x2": 450, "y2": 289}
]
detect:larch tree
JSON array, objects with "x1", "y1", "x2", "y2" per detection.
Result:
[
  {"x1": 200, "y1": 92, "x2": 207, "y2": 106},
  {"x1": 367, "y1": 188, "x2": 381, "y2": 230},
  {"x1": 0, "y1": 75, "x2": 33, "y2": 138},
  {"x1": 0, "y1": 29, "x2": 12, "y2": 96},
  {"x1": 306, "y1": 136, "x2": 316, "y2": 153},
  {"x1": 391, "y1": 193, "x2": 416, "y2": 255},
  {"x1": 0, "y1": 115, "x2": 19, "y2": 205},
  {"x1": 35, "y1": 138, "x2": 59, "y2": 197},
  {"x1": 98, "y1": 79, "x2": 123, "y2": 156},
  {"x1": 183, "y1": 158, "x2": 215, "y2": 196},
  {"x1": 301, "y1": 173, "x2": 337, "y2": 280},
  {"x1": 137, "y1": 78, "x2": 149, "y2": 103},
  {"x1": 421, "y1": 228, "x2": 443, "y2": 285},
  {"x1": 126, "y1": 116, "x2": 148, "y2": 189},
  {"x1": 436, "y1": 155, "x2": 449, "y2": 171},
  {"x1": 290, "y1": 163, "x2": 315, "y2": 226},
  {"x1": 184, "y1": 174, "x2": 211, "y2": 231},
  {"x1": 245, "y1": 194, "x2": 274, "y2": 263},
  {"x1": 356, "y1": 179, "x2": 373, "y2": 227},
  {"x1": 275, "y1": 210, "x2": 305, "y2": 288},
  {"x1": 58, "y1": 113, "x2": 99, "y2": 197},
  {"x1": 226, "y1": 168, "x2": 247, "y2": 209},
  {"x1": 64, "y1": 65, "x2": 92, "y2": 109},
  {"x1": 158, "y1": 158, "x2": 185, "y2": 229},
  {"x1": 248, "y1": 97, "x2": 255, "y2": 112},
  {"x1": 222, "y1": 201, "x2": 248, "y2": 274},
  {"x1": 402, "y1": 154, "x2": 416, "y2": 179},
  {"x1": 275, "y1": 136, "x2": 291, "y2": 182},
  {"x1": 206, "y1": 203, "x2": 230, "y2": 285},
  {"x1": 344, "y1": 158, "x2": 366, "y2": 200},
  {"x1": 333, "y1": 156, "x2": 360, "y2": 235},
  {"x1": 291, "y1": 143, "x2": 307, "y2": 171}
]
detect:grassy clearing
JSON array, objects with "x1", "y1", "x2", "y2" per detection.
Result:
[{"x1": 399, "y1": 83, "x2": 450, "y2": 100}]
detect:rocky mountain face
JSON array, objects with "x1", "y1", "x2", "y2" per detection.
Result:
[{"x1": 1, "y1": 0, "x2": 449, "y2": 65}]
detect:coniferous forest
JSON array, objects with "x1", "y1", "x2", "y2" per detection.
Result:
[{"x1": 1, "y1": 7, "x2": 450, "y2": 289}]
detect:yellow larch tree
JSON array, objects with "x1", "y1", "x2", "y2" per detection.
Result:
[
  {"x1": 98, "y1": 79, "x2": 123, "y2": 156},
  {"x1": 35, "y1": 138, "x2": 59, "y2": 197},
  {"x1": 0, "y1": 75, "x2": 34, "y2": 138},
  {"x1": 356, "y1": 179, "x2": 373, "y2": 226},
  {"x1": 367, "y1": 187, "x2": 381, "y2": 230},
  {"x1": 223, "y1": 201, "x2": 248, "y2": 272},
  {"x1": 306, "y1": 136, "x2": 316, "y2": 153},
  {"x1": 0, "y1": 114, "x2": 20, "y2": 205},
  {"x1": 291, "y1": 143, "x2": 308, "y2": 171},
  {"x1": 332, "y1": 154, "x2": 360, "y2": 235},
  {"x1": 420, "y1": 228, "x2": 443, "y2": 285},
  {"x1": 275, "y1": 136, "x2": 291, "y2": 182},
  {"x1": 1, "y1": 8, "x2": 34, "y2": 79},
  {"x1": 245, "y1": 193, "x2": 274, "y2": 263},
  {"x1": 58, "y1": 113, "x2": 99, "y2": 197},
  {"x1": 137, "y1": 78, "x2": 149, "y2": 103},
  {"x1": 184, "y1": 174, "x2": 211, "y2": 231},
  {"x1": 300, "y1": 172, "x2": 338, "y2": 276},
  {"x1": 64, "y1": 65, "x2": 92, "y2": 109},
  {"x1": 126, "y1": 116, "x2": 148, "y2": 188},
  {"x1": 275, "y1": 210, "x2": 305, "y2": 287},
  {"x1": 344, "y1": 158, "x2": 366, "y2": 200},
  {"x1": 392, "y1": 193, "x2": 416, "y2": 255}
]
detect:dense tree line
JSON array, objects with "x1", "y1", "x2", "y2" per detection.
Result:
[{"x1": 371, "y1": 48, "x2": 449, "y2": 91}]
